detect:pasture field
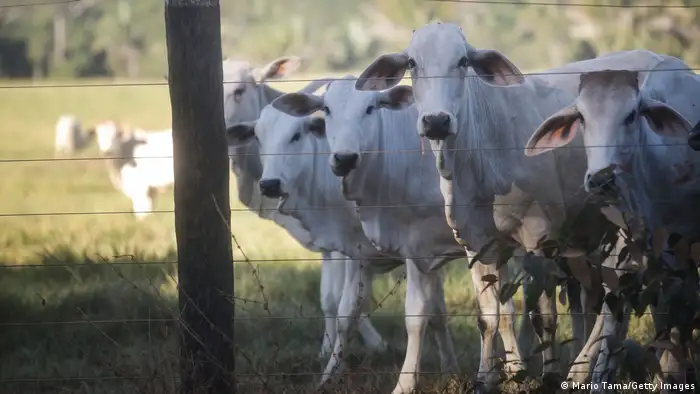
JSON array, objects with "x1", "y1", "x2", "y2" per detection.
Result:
[{"x1": 0, "y1": 76, "x2": 656, "y2": 394}]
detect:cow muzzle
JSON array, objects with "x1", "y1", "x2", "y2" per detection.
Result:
[
  {"x1": 689, "y1": 127, "x2": 700, "y2": 151},
  {"x1": 259, "y1": 178, "x2": 283, "y2": 198},
  {"x1": 331, "y1": 153, "x2": 359, "y2": 177},
  {"x1": 419, "y1": 113, "x2": 451, "y2": 141},
  {"x1": 584, "y1": 170, "x2": 617, "y2": 197}
]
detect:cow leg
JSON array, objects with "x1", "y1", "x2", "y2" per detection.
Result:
[
  {"x1": 469, "y1": 258, "x2": 525, "y2": 391},
  {"x1": 652, "y1": 295, "x2": 687, "y2": 390},
  {"x1": 318, "y1": 259, "x2": 372, "y2": 388},
  {"x1": 319, "y1": 251, "x2": 343, "y2": 359},
  {"x1": 529, "y1": 276, "x2": 559, "y2": 377},
  {"x1": 426, "y1": 266, "x2": 460, "y2": 378},
  {"x1": 355, "y1": 265, "x2": 387, "y2": 353},
  {"x1": 392, "y1": 259, "x2": 456, "y2": 393},
  {"x1": 124, "y1": 182, "x2": 153, "y2": 220},
  {"x1": 567, "y1": 307, "x2": 605, "y2": 383},
  {"x1": 586, "y1": 244, "x2": 632, "y2": 389}
]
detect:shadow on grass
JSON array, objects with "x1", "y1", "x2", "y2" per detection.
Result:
[{"x1": 0, "y1": 249, "x2": 489, "y2": 393}]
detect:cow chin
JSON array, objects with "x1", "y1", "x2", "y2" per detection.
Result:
[{"x1": 331, "y1": 164, "x2": 353, "y2": 178}]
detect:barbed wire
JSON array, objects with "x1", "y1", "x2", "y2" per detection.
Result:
[
  {"x1": 0, "y1": 0, "x2": 78, "y2": 8},
  {"x1": 0, "y1": 367, "x2": 691, "y2": 384},
  {"x1": 1, "y1": 140, "x2": 697, "y2": 164},
  {"x1": 0, "y1": 310, "x2": 679, "y2": 329},
  {"x1": 1, "y1": 66, "x2": 699, "y2": 89},
  {"x1": 0, "y1": 251, "x2": 640, "y2": 269},
  {"x1": 0, "y1": 198, "x2": 691, "y2": 217},
  {"x1": 426, "y1": 0, "x2": 700, "y2": 8}
]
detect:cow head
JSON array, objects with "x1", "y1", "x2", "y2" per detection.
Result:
[
  {"x1": 354, "y1": 21, "x2": 524, "y2": 142},
  {"x1": 226, "y1": 105, "x2": 325, "y2": 200},
  {"x1": 94, "y1": 120, "x2": 125, "y2": 154},
  {"x1": 272, "y1": 76, "x2": 413, "y2": 178},
  {"x1": 525, "y1": 69, "x2": 692, "y2": 197},
  {"x1": 222, "y1": 56, "x2": 302, "y2": 127}
]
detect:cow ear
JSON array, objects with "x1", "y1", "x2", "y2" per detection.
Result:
[
  {"x1": 640, "y1": 97, "x2": 692, "y2": 139},
  {"x1": 467, "y1": 49, "x2": 525, "y2": 86},
  {"x1": 525, "y1": 105, "x2": 581, "y2": 157},
  {"x1": 225, "y1": 121, "x2": 257, "y2": 147},
  {"x1": 254, "y1": 56, "x2": 302, "y2": 83},
  {"x1": 378, "y1": 85, "x2": 414, "y2": 111},
  {"x1": 307, "y1": 116, "x2": 326, "y2": 138},
  {"x1": 271, "y1": 93, "x2": 324, "y2": 117},
  {"x1": 356, "y1": 52, "x2": 409, "y2": 91}
]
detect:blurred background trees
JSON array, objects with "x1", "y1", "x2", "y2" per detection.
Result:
[{"x1": 0, "y1": 0, "x2": 698, "y2": 78}]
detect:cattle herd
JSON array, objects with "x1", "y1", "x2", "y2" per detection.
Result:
[{"x1": 53, "y1": 21, "x2": 700, "y2": 393}]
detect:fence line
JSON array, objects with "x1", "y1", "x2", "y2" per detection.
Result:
[
  {"x1": 0, "y1": 0, "x2": 78, "y2": 8},
  {"x1": 1, "y1": 140, "x2": 697, "y2": 164},
  {"x1": 0, "y1": 310, "x2": 681, "y2": 329},
  {"x1": 428, "y1": 0, "x2": 700, "y2": 7},
  {"x1": 0, "y1": 199, "x2": 690, "y2": 217},
  {"x1": 1, "y1": 66, "x2": 699, "y2": 89},
  {"x1": 0, "y1": 251, "x2": 643, "y2": 269}
]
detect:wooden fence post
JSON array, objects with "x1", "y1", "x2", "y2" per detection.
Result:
[{"x1": 164, "y1": 0, "x2": 235, "y2": 392}]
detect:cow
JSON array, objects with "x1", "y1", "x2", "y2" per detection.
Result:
[
  {"x1": 93, "y1": 121, "x2": 172, "y2": 219},
  {"x1": 54, "y1": 115, "x2": 95, "y2": 157},
  {"x1": 271, "y1": 76, "x2": 529, "y2": 393},
  {"x1": 218, "y1": 58, "x2": 389, "y2": 365},
  {"x1": 225, "y1": 105, "x2": 409, "y2": 389},
  {"x1": 348, "y1": 22, "x2": 673, "y2": 387},
  {"x1": 525, "y1": 59, "x2": 700, "y2": 390}
]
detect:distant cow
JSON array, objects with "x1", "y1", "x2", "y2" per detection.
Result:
[
  {"x1": 54, "y1": 115, "x2": 95, "y2": 157},
  {"x1": 94, "y1": 120, "x2": 172, "y2": 220}
]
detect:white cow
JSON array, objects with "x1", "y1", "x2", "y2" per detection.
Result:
[
  {"x1": 350, "y1": 22, "x2": 668, "y2": 387},
  {"x1": 94, "y1": 121, "x2": 173, "y2": 219},
  {"x1": 219, "y1": 58, "x2": 388, "y2": 363},
  {"x1": 271, "y1": 76, "x2": 523, "y2": 393},
  {"x1": 226, "y1": 106, "x2": 405, "y2": 388},
  {"x1": 525, "y1": 59, "x2": 700, "y2": 389},
  {"x1": 54, "y1": 115, "x2": 95, "y2": 157}
]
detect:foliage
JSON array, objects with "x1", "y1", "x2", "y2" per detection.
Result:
[{"x1": 2, "y1": 0, "x2": 700, "y2": 78}]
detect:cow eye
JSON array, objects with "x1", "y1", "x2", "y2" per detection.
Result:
[
  {"x1": 458, "y1": 56, "x2": 468, "y2": 68},
  {"x1": 290, "y1": 132, "x2": 301, "y2": 143},
  {"x1": 624, "y1": 110, "x2": 636, "y2": 126},
  {"x1": 366, "y1": 106, "x2": 375, "y2": 115},
  {"x1": 323, "y1": 106, "x2": 331, "y2": 116},
  {"x1": 407, "y1": 58, "x2": 416, "y2": 69}
]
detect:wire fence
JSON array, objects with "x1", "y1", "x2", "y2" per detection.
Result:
[{"x1": 3, "y1": 0, "x2": 700, "y2": 393}]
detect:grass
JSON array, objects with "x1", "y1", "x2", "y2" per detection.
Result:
[{"x1": 0, "y1": 75, "x2": 658, "y2": 394}]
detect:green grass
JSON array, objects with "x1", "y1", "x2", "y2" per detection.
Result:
[{"x1": 0, "y1": 76, "x2": 657, "y2": 394}]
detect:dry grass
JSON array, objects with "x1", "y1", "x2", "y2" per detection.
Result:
[{"x1": 0, "y1": 75, "x2": 657, "y2": 393}]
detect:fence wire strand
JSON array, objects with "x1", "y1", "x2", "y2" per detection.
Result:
[
  {"x1": 427, "y1": 0, "x2": 700, "y2": 7},
  {"x1": 1, "y1": 66, "x2": 700, "y2": 89}
]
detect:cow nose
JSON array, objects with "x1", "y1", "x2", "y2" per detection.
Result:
[
  {"x1": 688, "y1": 125, "x2": 700, "y2": 151},
  {"x1": 585, "y1": 171, "x2": 617, "y2": 196},
  {"x1": 420, "y1": 113, "x2": 451, "y2": 140},
  {"x1": 331, "y1": 153, "x2": 359, "y2": 177},
  {"x1": 259, "y1": 178, "x2": 283, "y2": 198}
]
